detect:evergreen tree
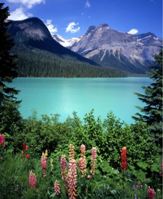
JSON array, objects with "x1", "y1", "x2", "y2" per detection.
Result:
[
  {"x1": 0, "y1": 3, "x2": 22, "y2": 135},
  {"x1": 133, "y1": 50, "x2": 163, "y2": 146},
  {"x1": 0, "y1": 3, "x2": 18, "y2": 106}
]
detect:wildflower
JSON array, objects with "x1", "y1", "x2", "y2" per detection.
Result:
[
  {"x1": 22, "y1": 143, "x2": 29, "y2": 158},
  {"x1": 45, "y1": 149, "x2": 48, "y2": 157},
  {"x1": 60, "y1": 155, "x2": 67, "y2": 181},
  {"x1": 87, "y1": 175, "x2": 92, "y2": 180},
  {"x1": 41, "y1": 156, "x2": 47, "y2": 169},
  {"x1": 69, "y1": 144, "x2": 75, "y2": 160},
  {"x1": 147, "y1": 186, "x2": 155, "y2": 199},
  {"x1": 120, "y1": 146, "x2": 127, "y2": 170},
  {"x1": 41, "y1": 152, "x2": 47, "y2": 177},
  {"x1": 41, "y1": 149, "x2": 48, "y2": 159},
  {"x1": 78, "y1": 144, "x2": 87, "y2": 175},
  {"x1": 78, "y1": 156, "x2": 87, "y2": 175},
  {"x1": 91, "y1": 147, "x2": 97, "y2": 159},
  {"x1": 80, "y1": 144, "x2": 86, "y2": 156},
  {"x1": 67, "y1": 159, "x2": 77, "y2": 199},
  {"x1": 90, "y1": 147, "x2": 97, "y2": 175},
  {"x1": 22, "y1": 143, "x2": 28, "y2": 151},
  {"x1": 29, "y1": 171, "x2": 37, "y2": 188},
  {"x1": 26, "y1": 154, "x2": 30, "y2": 159},
  {"x1": 0, "y1": 134, "x2": 5, "y2": 146},
  {"x1": 54, "y1": 180, "x2": 61, "y2": 195}
]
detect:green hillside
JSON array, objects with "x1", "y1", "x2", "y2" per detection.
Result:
[{"x1": 14, "y1": 45, "x2": 125, "y2": 77}]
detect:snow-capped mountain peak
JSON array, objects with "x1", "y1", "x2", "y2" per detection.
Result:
[
  {"x1": 70, "y1": 24, "x2": 162, "y2": 74},
  {"x1": 53, "y1": 34, "x2": 82, "y2": 47}
]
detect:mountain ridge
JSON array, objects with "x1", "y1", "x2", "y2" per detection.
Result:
[
  {"x1": 8, "y1": 17, "x2": 97, "y2": 65},
  {"x1": 7, "y1": 17, "x2": 125, "y2": 77},
  {"x1": 69, "y1": 24, "x2": 162, "y2": 73}
]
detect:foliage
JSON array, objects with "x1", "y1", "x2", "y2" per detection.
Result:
[
  {"x1": 18, "y1": 114, "x2": 72, "y2": 155},
  {"x1": 7, "y1": 111, "x2": 160, "y2": 191},
  {"x1": 0, "y1": 140, "x2": 162, "y2": 199},
  {"x1": 133, "y1": 50, "x2": 163, "y2": 146},
  {"x1": 0, "y1": 3, "x2": 161, "y2": 198},
  {"x1": 12, "y1": 46, "x2": 125, "y2": 77},
  {"x1": 0, "y1": 3, "x2": 18, "y2": 106},
  {"x1": 0, "y1": 3, "x2": 22, "y2": 138},
  {"x1": 0, "y1": 100, "x2": 22, "y2": 136}
]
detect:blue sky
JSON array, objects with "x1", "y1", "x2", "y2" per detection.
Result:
[{"x1": 2, "y1": 0, "x2": 162, "y2": 39}]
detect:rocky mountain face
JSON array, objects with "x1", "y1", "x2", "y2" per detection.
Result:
[
  {"x1": 8, "y1": 17, "x2": 161, "y2": 75},
  {"x1": 70, "y1": 24, "x2": 162, "y2": 73},
  {"x1": 8, "y1": 17, "x2": 97, "y2": 65},
  {"x1": 7, "y1": 18, "x2": 124, "y2": 77}
]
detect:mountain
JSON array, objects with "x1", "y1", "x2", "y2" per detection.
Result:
[
  {"x1": 70, "y1": 24, "x2": 162, "y2": 74},
  {"x1": 53, "y1": 34, "x2": 82, "y2": 47},
  {"x1": 7, "y1": 18, "x2": 125, "y2": 77}
]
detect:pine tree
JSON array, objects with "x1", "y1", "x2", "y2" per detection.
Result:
[
  {"x1": 133, "y1": 50, "x2": 163, "y2": 146},
  {"x1": 0, "y1": 3, "x2": 22, "y2": 135},
  {"x1": 0, "y1": 3, "x2": 18, "y2": 106}
]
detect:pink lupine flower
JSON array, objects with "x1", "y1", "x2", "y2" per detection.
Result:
[
  {"x1": 29, "y1": 171, "x2": 37, "y2": 188},
  {"x1": 80, "y1": 144, "x2": 86, "y2": 156},
  {"x1": 90, "y1": 147, "x2": 97, "y2": 175},
  {"x1": 41, "y1": 151, "x2": 48, "y2": 177},
  {"x1": 60, "y1": 155, "x2": 67, "y2": 181},
  {"x1": 41, "y1": 156, "x2": 47, "y2": 169},
  {"x1": 91, "y1": 147, "x2": 97, "y2": 159},
  {"x1": 41, "y1": 158, "x2": 47, "y2": 176},
  {"x1": 44, "y1": 149, "x2": 48, "y2": 157},
  {"x1": 0, "y1": 134, "x2": 5, "y2": 146},
  {"x1": 54, "y1": 180, "x2": 61, "y2": 195},
  {"x1": 147, "y1": 186, "x2": 155, "y2": 199},
  {"x1": 67, "y1": 159, "x2": 77, "y2": 199},
  {"x1": 69, "y1": 144, "x2": 75, "y2": 160},
  {"x1": 78, "y1": 144, "x2": 87, "y2": 175},
  {"x1": 78, "y1": 156, "x2": 87, "y2": 175}
]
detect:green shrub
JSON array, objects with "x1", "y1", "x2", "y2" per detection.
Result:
[
  {"x1": 0, "y1": 143, "x2": 162, "y2": 199},
  {"x1": 1, "y1": 111, "x2": 161, "y2": 198}
]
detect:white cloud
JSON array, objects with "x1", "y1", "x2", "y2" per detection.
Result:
[
  {"x1": 8, "y1": 7, "x2": 32, "y2": 20},
  {"x1": 128, "y1": 28, "x2": 139, "y2": 35},
  {"x1": 7, "y1": 0, "x2": 45, "y2": 8},
  {"x1": 45, "y1": 19, "x2": 58, "y2": 35},
  {"x1": 85, "y1": 0, "x2": 91, "y2": 8},
  {"x1": 66, "y1": 22, "x2": 80, "y2": 33}
]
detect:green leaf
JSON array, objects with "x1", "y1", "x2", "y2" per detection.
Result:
[{"x1": 137, "y1": 161, "x2": 148, "y2": 170}]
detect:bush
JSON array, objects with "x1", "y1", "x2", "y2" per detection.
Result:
[
  {"x1": 1, "y1": 111, "x2": 161, "y2": 198},
  {"x1": 0, "y1": 142, "x2": 162, "y2": 199}
]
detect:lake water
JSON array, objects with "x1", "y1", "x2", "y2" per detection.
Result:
[{"x1": 11, "y1": 77, "x2": 151, "y2": 123}]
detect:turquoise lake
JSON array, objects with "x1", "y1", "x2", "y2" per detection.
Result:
[{"x1": 11, "y1": 77, "x2": 151, "y2": 123}]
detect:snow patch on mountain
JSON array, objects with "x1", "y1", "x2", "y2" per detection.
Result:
[
  {"x1": 53, "y1": 34, "x2": 82, "y2": 47},
  {"x1": 70, "y1": 24, "x2": 162, "y2": 73}
]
